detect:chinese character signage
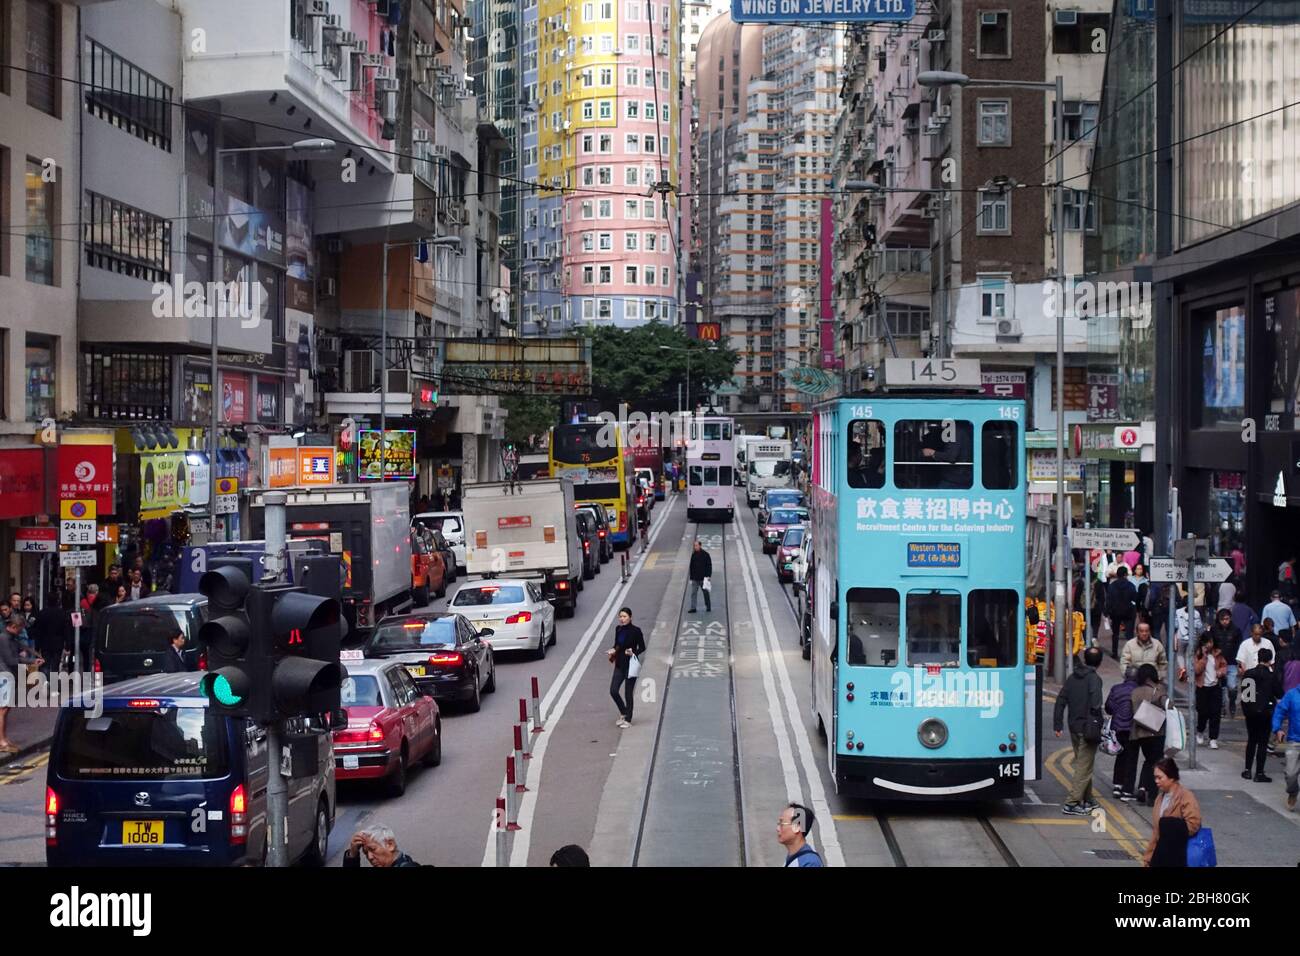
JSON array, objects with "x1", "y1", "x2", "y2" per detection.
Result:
[
  {"x1": 440, "y1": 337, "x2": 592, "y2": 396},
  {"x1": 139, "y1": 452, "x2": 189, "y2": 520},
  {"x1": 0, "y1": 449, "x2": 45, "y2": 520},
  {"x1": 298, "y1": 447, "x2": 335, "y2": 485},
  {"x1": 56, "y1": 443, "x2": 114, "y2": 513},
  {"x1": 906, "y1": 542, "x2": 962, "y2": 568},
  {"x1": 980, "y1": 371, "x2": 1027, "y2": 399},
  {"x1": 358, "y1": 430, "x2": 417, "y2": 481},
  {"x1": 854, "y1": 494, "x2": 1018, "y2": 533},
  {"x1": 1087, "y1": 372, "x2": 1120, "y2": 422}
]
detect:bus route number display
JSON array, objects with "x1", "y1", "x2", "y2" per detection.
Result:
[{"x1": 907, "y1": 542, "x2": 961, "y2": 568}]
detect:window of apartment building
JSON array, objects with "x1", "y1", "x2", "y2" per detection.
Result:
[
  {"x1": 582, "y1": 298, "x2": 596, "y2": 320},
  {"x1": 25, "y1": 157, "x2": 55, "y2": 285},
  {"x1": 597, "y1": 166, "x2": 612, "y2": 185},
  {"x1": 598, "y1": 198, "x2": 612, "y2": 217},
  {"x1": 583, "y1": 265, "x2": 594, "y2": 283},
  {"x1": 599, "y1": 67, "x2": 612, "y2": 85},
  {"x1": 599, "y1": 134, "x2": 613, "y2": 152},
  {"x1": 626, "y1": 2, "x2": 640, "y2": 19},
  {"x1": 625, "y1": 299, "x2": 640, "y2": 320},
  {"x1": 83, "y1": 350, "x2": 170, "y2": 420},
  {"x1": 598, "y1": 265, "x2": 612, "y2": 284},
  {"x1": 644, "y1": 300, "x2": 658, "y2": 320},
  {"x1": 582, "y1": 101, "x2": 594, "y2": 121},
  {"x1": 643, "y1": 200, "x2": 655, "y2": 219},
  {"x1": 643, "y1": 134, "x2": 655, "y2": 153},
  {"x1": 582, "y1": 36, "x2": 593, "y2": 53},
  {"x1": 625, "y1": 67, "x2": 638, "y2": 86},
  {"x1": 623, "y1": 199, "x2": 639, "y2": 220},
  {"x1": 84, "y1": 39, "x2": 173, "y2": 150},
  {"x1": 581, "y1": 232, "x2": 594, "y2": 252},
  {"x1": 1057, "y1": 100, "x2": 1100, "y2": 142},
  {"x1": 599, "y1": 100, "x2": 612, "y2": 120},
  {"x1": 625, "y1": 265, "x2": 638, "y2": 284},
  {"x1": 644, "y1": 101, "x2": 656, "y2": 121},
  {"x1": 598, "y1": 232, "x2": 612, "y2": 250},
  {"x1": 598, "y1": 298, "x2": 612, "y2": 319},
  {"x1": 581, "y1": 200, "x2": 594, "y2": 218},
  {"x1": 1050, "y1": 365, "x2": 1089, "y2": 412},
  {"x1": 600, "y1": 35, "x2": 614, "y2": 53},
  {"x1": 625, "y1": 167, "x2": 639, "y2": 186},
  {"x1": 624, "y1": 133, "x2": 640, "y2": 154},
  {"x1": 645, "y1": 232, "x2": 657, "y2": 251},
  {"x1": 1055, "y1": 188, "x2": 1098, "y2": 232},
  {"x1": 626, "y1": 100, "x2": 639, "y2": 120},
  {"x1": 25, "y1": 333, "x2": 54, "y2": 421},
  {"x1": 1052, "y1": 10, "x2": 1108, "y2": 55},
  {"x1": 976, "y1": 189, "x2": 1010, "y2": 234},
  {"x1": 26, "y1": 0, "x2": 59, "y2": 115},
  {"x1": 661, "y1": 135, "x2": 669, "y2": 155},
  {"x1": 83, "y1": 192, "x2": 172, "y2": 283},
  {"x1": 644, "y1": 265, "x2": 655, "y2": 284},
  {"x1": 977, "y1": 99, "x2": 1010, "y2": 146},
  {"x1": 582, "y1": 2, "x2": 593, "y2": 20},
  {"x1": 600, "y1": 1, "x2": 613, "y2": 18},
  {"x1": 625, "y1": 232, "x2": 638, "y2": 251},
  {"x1": 976, "y1": 10, "x2": 1011, "y2": 59},
  {"x1": 979, "y1": 276, "x2": 1011, "y2": 319},
  {"x1": 582, "y1": 134, "x2": 594, "y2": 153},
  {"x1": 625, "y1": 34, "x2": 640, "y2": 51}
]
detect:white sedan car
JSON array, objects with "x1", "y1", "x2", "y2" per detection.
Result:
[{"x1": 449, "y1": 579, "x2": 557, "y2": 659}]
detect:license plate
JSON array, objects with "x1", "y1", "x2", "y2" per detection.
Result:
[
  {"x1": 122, "y1": 820, "x2": 163, "y2": 845},
  {"x1": 406, "y1": 665, "x2": 427, "y2": 677},
  {"x1": 342, "y1": 755, "x2": 359, "y2": 770},
  {"x1": 478, "y1": 619, "x2": 504, "y2": 630}
]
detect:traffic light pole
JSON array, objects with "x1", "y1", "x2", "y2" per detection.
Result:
[{"x1": 264, "y1": 491, "x2": 290, "y2": 867}]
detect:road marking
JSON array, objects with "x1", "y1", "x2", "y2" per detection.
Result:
[
  {"x1": 733, "y1": 506, "x2": 845, "y2": 867},
  {"x1": 1, "y1": 752, "x2": 49, "y2": 785},
  {"x1": 831, "y1": 814, "x2": 874, "y2": 821},
  {"x1": 479, "y1": 495, "x2": 681, "y2": 866},
  {"x1": 1003, "y1": 817, "x2": 1088, "y2": 826},
  {"x1": 1043, "y1": 744, "x2": 1143, "y2": 860}
]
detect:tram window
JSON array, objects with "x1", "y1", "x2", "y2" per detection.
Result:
[
  {"x1": 702, "y1": 422, "x2": 724, "y2": 441},
  {"x1": 689, "y1": 466, "x2": 719, "y2": 486},
  {"x1": 846, "y1": 420, "x2": 886, "y2": 489},
  {"x1": 967, "y1": 589, "x2": 1020, "y2": 667},
  {"x1": 894, "y1": 420, "x2": 973, "y2": 489},
  {"x1": 720, "y1": 465, "x2": 733, "y2": 485},
  {"x1": 905, "y1": 590, "x2": 962, "y2": 667},
  {"x1": 845, "y1": 587, "x2": 899, "y2": 667},
  {"x1": 981, "y1": 422, "x2": 1018, "y2": 489}
]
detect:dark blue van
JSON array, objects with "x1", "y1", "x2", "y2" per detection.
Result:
[{"x1": 46, "y1": 675, "x2": 335, "y2": 867}]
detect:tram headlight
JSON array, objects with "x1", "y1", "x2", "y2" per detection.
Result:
[{"x1": 918, "y1": 718, "x2": 948, "y2": 750}]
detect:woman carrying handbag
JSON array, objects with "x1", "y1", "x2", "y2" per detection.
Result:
[
  {"x1": 1130, "y1": 663, "x2": 1170, "y2": 805},
  {"x1": 608, "y1": 607, "x2": 646, "y2": 729}
]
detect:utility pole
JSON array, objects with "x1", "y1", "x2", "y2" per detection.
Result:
[
  {"x1": 515, "y1": 2, "x2": 526, "y2": 335},
  {"x1": 263, "y1": 490, "x2": 289, "y2": 867}
]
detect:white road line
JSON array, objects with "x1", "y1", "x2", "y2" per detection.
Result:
[
  {"x1": 734, "y1": 505, "x2": 845, "y2": 867},
  {"x1": 478, "y1": 495, "x2": 680, "y2": 866}
]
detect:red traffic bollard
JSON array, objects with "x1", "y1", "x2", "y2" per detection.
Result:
[
  {"x1": 505, "y1": 758, "x2": 524, "y2": 828},
  {"x1": 530, "y1": 676, "x2": 545, "y2": 734}
]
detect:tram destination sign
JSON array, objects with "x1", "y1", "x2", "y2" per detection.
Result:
[
  {"x1": 732, "y1": 0, "x2": 913, "y2": 22},
  {"x1": 1069, "y1": 527, "x2": 1140, "y2": 551},
  {"x1": 1147, "y1": 557, "x2": 1233, "y2": 584}
]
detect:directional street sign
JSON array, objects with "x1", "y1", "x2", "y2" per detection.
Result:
[
  {"x1": 1069, "y1": 527, "x2": 1141, "y2": 551},
  {"x1": 1147, "y1": 557, "x2": 1233, "y2": 584}
]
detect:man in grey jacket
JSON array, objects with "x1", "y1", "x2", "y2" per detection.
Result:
[
  {"x1": 0, "y1": 616, "x2": 44, "y2": 754},
  {"x1": 1054, "y1": 645, "x2": 1105, "y2": 815}
]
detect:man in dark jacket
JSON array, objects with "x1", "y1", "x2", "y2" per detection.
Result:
[
  {"x1": 341, "y1": 826, "x2": 421, "y2": 867},
  {"x1": 1106, "y1": 565, "x2": 1138, "y2": 661},
  {"x1": 30, "y1": 593, "x2": 70, "y2": 675},
  {"x1": 1105, "y1": 665, "x2": 1140, "y2": 799},
  {"x1": 1241, "y1": 648, "x2": 1282, "y2": 782},
  {"x1": 688, "y1": 540, "x2": 713, "y2": 614},
  {"x1": 1054, "y1": 646, "x2": 1105, "y2": 815}
]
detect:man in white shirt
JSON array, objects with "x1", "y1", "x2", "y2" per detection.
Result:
[
  {"x1": 1237, "y1": 623, "x2": 1277, "y2": 675},
  {"x1": 1261, "y1": 590, "x2": 1296, "y2": 640}
]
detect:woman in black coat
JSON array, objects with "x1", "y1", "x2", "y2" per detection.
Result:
[{"x1": 607, "y1": 607, "x2": 646, "y2": 728}]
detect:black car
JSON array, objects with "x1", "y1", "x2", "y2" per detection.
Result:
[
  {"x1": 573, "y1": 510, "x2": 601, "y2": 580},
  {"x1": 575, "y1": 503, "x2": 613, "y2": 562},
  {"x1": 362, "y1": 612, "x2": 496, "y2": 712},
  {"x1": 94, "y1": 595, "x2": 207, "y2": 685}
]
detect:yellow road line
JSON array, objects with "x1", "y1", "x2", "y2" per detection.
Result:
[
  {"x1": 831, "y1": 814, "x2": 874, "y2": 821},
  {"x1": 643, "y1": 553, "x2": 658, "y2": 570},
  {"x1": 1049, "y1": 745, "x2": 1144, "y2": 858},
  {"x1": 1003, "y1": 817, "x2": 1089, "y2": 825},
  {"x1": 1, "y1": 751, "x2": 49, "y2": 785}
]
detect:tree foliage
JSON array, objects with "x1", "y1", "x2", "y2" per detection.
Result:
[
  {"x1": 502, "y1": 394, "x2": 559, "y2": 449},
  {"x1": 586, "y1": 322, "x2": 737, "y2": 414}
]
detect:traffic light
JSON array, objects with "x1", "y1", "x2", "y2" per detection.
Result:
[
  {"x1": 247, "y1": 583, "x2": 344, "y2": 721},
  {"x1": 196, "y1": 560, "x2": 272, "y2": 720}
]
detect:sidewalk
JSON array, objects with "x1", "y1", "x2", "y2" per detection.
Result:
[
  {"x1": 0, "y1": 701, "x2": 57, "y2": 767},
  {"x1": 1057, "y1": 641, "x2": 1300, "y2": 866}
]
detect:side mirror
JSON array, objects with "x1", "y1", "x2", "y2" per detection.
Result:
[
  {"x1": 478, "y1": 627, "x2": 494, "y2": 637},
  {"x1": 331, "y1": 708, "x2": 348, "y2": 730}
]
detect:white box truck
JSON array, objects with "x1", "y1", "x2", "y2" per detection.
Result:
[
  {"x1": 745, "y1": 438, "x2": 793, "y2": 507},
  {"x1": 462, "y1": 477, "x2": 583, "y2": 617}
]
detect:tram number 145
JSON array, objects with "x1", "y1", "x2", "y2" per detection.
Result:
[{"x1": 998, "y1": 763, "x2": 1021, "y2": 778}]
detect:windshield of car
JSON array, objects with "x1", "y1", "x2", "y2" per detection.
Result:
[
  {"x1": 369, "y1": 617, "x2": 458, "y2": 650},
  {"x1": 452, "y1": 586, "x2": 526, "y2": 606},
  {"x1": 340, "y1": 675, "x2": 383, "y2": 707},
  {"x1": 782, "y1": 527, "x2": 805, "y2": 546},
  {"x1": 420, "y1": 515, "x2": 461, "y2": 535},
  {"x1": 750, "y1": 460, "x2": 792, "y2": 478},
  {"x1": 766, "y1": 491, "x2": 802, "y2": 507},
  {"x1": 101, "y1": 607, "x2": 190, "y2": 652},
  {"x1": 56, "y1": 707, "x2": 229, "y2": 780},
  {"x1": 770, "y1": 509, "x2": 806, "y2": 525}
]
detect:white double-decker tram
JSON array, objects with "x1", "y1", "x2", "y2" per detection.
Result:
[{"x1": 686, "y1": 416, "x2": 736, "y2": 523}]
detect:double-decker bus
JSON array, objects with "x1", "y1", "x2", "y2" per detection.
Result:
[
  {"x1": 809, "y1": 373, "x2": 1029, "y2": 799},
  {"x1": 550, "y1": 421, "x2": 638, "y2": 547},
  {"x1": 686, "y1": 415, "x2": 735, "y2": 523}
]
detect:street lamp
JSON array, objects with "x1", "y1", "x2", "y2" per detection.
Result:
[
  {"x1": 211, "y1": 137, "x2": 335, "y2": 537},
  {"x1": 919, "y1": 68, "x2": 1070, "y2": 683},
  {"x1": 659, "y1": 343, "x2": 718, "y2": 417},
  {"x1": 379, "y1": 235, "x2": 463, "y2": 481}
]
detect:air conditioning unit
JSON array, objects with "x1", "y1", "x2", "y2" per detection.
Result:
[
  {"x1": 318, "y1": 276, "x2": 337, "y2": 297},
  {"x1": 432, "y1": 144, "x2": 450, "y2": 158},
  {"x1": 339, "y1": 31, "x2": 359, "y2": 47},
  {"x1": 385, "y1": 369, "x2": 411, "y2": 394},
  {"x1": 307, "y1": 0, "x2": 330, "y2": 16},
  {"x1": 926, "y1": 29, "x2": 946, "y2": 42},
  {"x1": 344, "y1": 350, "x2": 374, "y2": 391},
  {"x1": 317, "y1": 334, "x2": 341, "y2": 366},
  {"x1": 376, "y1": 76, "x2": 399, "y2": 91},
  {"x1": 995, "y1": 317, "x2": 1023, "y2": 338},
  {"x1": 360, "y1": 52, "x2": 385, "y2": 68},
  {"x1": 981, "y1": 11, "x2": 1000, "y2": 25},
  {"x1": 412, "y1": 127, "x2": 430, "y2": 142},
  {"x1": 445, "y1": 200, "x2": 466, "y2": 224},
  {"x1": 414, "y1": 41, "x2": 435, "y2": 59},
  {"x1": 1055, "y1": 9, "x2": 1079, "y2": 25}
]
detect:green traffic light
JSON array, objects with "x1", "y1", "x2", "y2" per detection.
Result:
[{"x1": 201, "y1": 672, "x2": 244, "y2": 706}]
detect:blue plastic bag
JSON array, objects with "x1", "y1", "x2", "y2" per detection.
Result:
[{"x1": 1187, "y1": 827, "x2": 1216, "y2": 867}]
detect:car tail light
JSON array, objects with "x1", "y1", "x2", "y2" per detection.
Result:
[
  {"x1": 230, "y1": 784, "x2": 247, "y2": 845},
  {"x1": 334, "y1": 720, "x2": 386, "y2": 744},
  {"x1": 93, "y1": 658, "x2": 102, "y2": 674},
  {"x1": 583, "y1": 540, "x2": 590, "y2": 552},
  {"x1": 505, "y1": 611, "x2": 532, "y2": 624},
  {"x1": 598, "y1": 529, "x2": 606, "y2": 538},
  {"x1": 556, "y1": 580, "x2": 569, "y2": 591},
  {"x1": 429, "y1": 652, "x2": 463, "y2": 666},
  {"x1": 127, "y1": 699, "x2": 162, "y2": 709},
  {"x1": 45, "y1": 788, "x2": 58, "y2": 846}
]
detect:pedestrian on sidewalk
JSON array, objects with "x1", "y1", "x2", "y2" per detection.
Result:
[
  {"x1": 1121, "y1": 620, "x2": 1168, "y2": 683},
  {"x1": 1241, "y1": 647, "x2": 1282, "y2": 783},
  {"x1": 1107, "y1": 565, "x2": 1139, "y2": 661},
  {"x1": 1236, "y1": 622, "x2": 1276, "y2": 678},
  {"x1": 1262, "y1": 590, "x2": 1295, "y2": 644},
  {"x1": 1054, "y1": 646, "x2": 1105, "y2": 816},
  {"x1": 0, "y1": 615, "x2": 44, "y2": 753},
  {"x1": 1271, "y1": 680, "x2": 1300, "y2": 811},
  {"x1": 777, "y1": 802, "x2": 824, "y2": 867},
  {"x1": 1280, "y1": 632, "x2": 1300, "y2": 695},
  {"x1": 1210, "y1": 606, "x2": 1245, "y2": 718},
  {"x1": 688, "y1": 540, "x2": 713, "y2": 614},
  {"x1": 1192, "y1": 633, "x2": 1228, "y2": 749},
  {"x1": 1130, "y1": 664, "x2": 1170, "y2": 805},
  {"x1": 342, "y1": 826, "x2": 421, "y2": 867},
  {"x1": 607, "y1": 607, "x2": 645, "y2": 729},
  {"x1": 1143, "y1": 757, "x2": 1202, "y2": 868},
  {"x1": 549, "y1": 845, "x2": 590, "y2": 866},
  {"x1": 1105, "y1": 665, "x2": 1141, "y2": 800},
  {"x1": 31, "y1": 590, "x2": 70, "y2": 676}
]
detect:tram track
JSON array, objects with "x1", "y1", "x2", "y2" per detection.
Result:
[
  {"x1": 871, "y1": 804, "x2": 1021, "y2": 867},
  {"x1": 632, "y1": 521, "x2": 746, "y2": 866}
]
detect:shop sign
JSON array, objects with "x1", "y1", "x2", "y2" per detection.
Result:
[
  {"x1": 140, "y1": 452, "x2": 189, "y2": 519},
  {"x1": 440, "y1": 337, "x2": 592, "y2": 396},
  {"x1": 1028, "y1": 450, "x2": 1085, "y2": 483},
  {"x1": 220, "y1": 372, "x2": 250, "y2": 424},
  {"x1": 1087, "y1": 372, "x2": 1120, "y2": 422},
  {"x1": 56, "y1": 444, "x2": 115, "y2": 512},
  {"x1": 1070, "y1": 423, "x2": 1140, "y2": 461},
  {"x1": 358, "y1": 430, "x2": 416, "y2": 481},
  {"x1": 980, "y1": 371, "x2": 1027, "y2": 399},
  {"x1": 298, "y1": 448, "x2": 335, "y2": 485},
  {"x1": 268, "y1": 447, "x2": 299, "y2": 488},
  {"x1": 0, "y1": 449, "x2": 46, "y2": 520},
  {"x1": 15, "y1": 527, "x2": 57, "y2": 554},
  {"x1": 257, "y1": 381, "x2": 279, "y2": 422}
]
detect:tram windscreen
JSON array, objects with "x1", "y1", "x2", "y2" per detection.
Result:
[
  {"x1": 905, "y1": 590, "x2": 962, "y2": 666},
  {"x1": 893, "y1": 421, "x2": 973, "y2": 489},
  {"x1": 845, "y1": 588, "x2": 899, "y2": 667},
  {"x1": 967, "y1": 589, "x2": 1020, "y2": 667}
]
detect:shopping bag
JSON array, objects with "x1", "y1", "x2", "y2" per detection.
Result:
[
  {"x1": 627, "y1": 654, "x2": 642, "y2": 679},
  {"x1": 1134, "y1": 699, "x2": 1167, "y2": 732},
  {"x1": 1163, "y1": 704, "x2": 1187, "y2": 753},
  {"x1": 1187, "y1": 827, "x2": 1217, "y2": 867},
  {"x1": 1099, "y1": 716, "x2": 1124, "y2": 756},
  {"x1": 701, "y1": 577, "x2": 712, "y2": 592}
]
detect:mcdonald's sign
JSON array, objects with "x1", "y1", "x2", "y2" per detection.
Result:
[{"x1": 697, "y1": 322, "x2": 721, "y2": 342}]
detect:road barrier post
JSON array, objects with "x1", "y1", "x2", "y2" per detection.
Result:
[
  {"x1": 495, "y1": 796, "x2": 507, "y2": 866},
  {"x1": 530, "y1": 676, "x2": 545, "y2": 734},
  {"x1": 505, "y1": 758, "x2": 522, "y2": 830},
  {"x1": 512, "y1": 725, "x2": 530, "y2": 789},
  {"x1": 518, "y1": 699, "x2": 532, "y2": 758}
]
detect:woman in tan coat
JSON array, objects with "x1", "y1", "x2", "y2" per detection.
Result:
[
  {"x1": 1143, "y1": 757, "x2": 1201, "y2": 867},
  {"x1": 1129, "y1": 663, "x2": 1169, "y2": 804}
]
